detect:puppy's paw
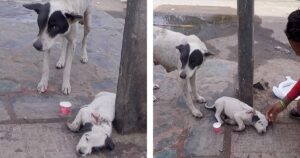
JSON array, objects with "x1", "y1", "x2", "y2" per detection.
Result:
[
  {"x1": 196, "y1": 95, "x2": 206, "y2": 103},
  {"x1": 233, "y1": 127, "x2": 245, "y2": 132},
  {"x1": 80, "y1": 55, "x2": 88, "y2": 64},
  {"x1": 37, "y1": 81, "x2": 48, "y2": 93},
  {"x1": 153, "y1": 84, "x2": 160, "y2": 90},
  {"x1": 56, "y1": 60, "x2": 65, "y2": 69},
  {"x1": 62, "y1": 82, "x2": 71, "y2": 95},
  {"x1": 66, "y1": 122, "x2": 80, "y2": 132},
  {"x1": 192, "y1": 109, "x2": 203, "y2": 118},
  {"x1": 153, "y1": 96, "x2": 158, "y2": 102}
]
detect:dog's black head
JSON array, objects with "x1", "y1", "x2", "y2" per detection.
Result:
[
  {"x1": 176, "y1": 43, "x2": 213, "y2": 79},
  {"x1": 23, "y1": 3, "x2": 82, "y2": 51}
]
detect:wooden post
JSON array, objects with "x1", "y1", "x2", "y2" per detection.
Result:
[
  {"x1": 114, "y1": 0, "x2": 147, "y2": 134},
  {"x1": 238, "y1": 0, "x2": 254, "y2": 106}
]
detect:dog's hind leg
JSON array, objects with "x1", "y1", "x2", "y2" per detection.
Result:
[
  {"x1": 80, "y1": 9, "x2": 91, "y2": 64},
  {"x1": 37, "y1": 50, "x2": 50, "y2": 93},
  {"x1": 190, "y1": 74, "x2": 206, "y2": 103},
  {"x1": 181, "y1": 79, "x2": 203, "y2": 118},
  {"x1": 214, "y1": 105, "x2": 224, "y2": 124},
  {"x1": 56, "y1": 38, "x2": 67, "y2": 69}
]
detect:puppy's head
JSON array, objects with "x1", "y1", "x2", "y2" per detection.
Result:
[
  {"x1": 76, "y1": 125, "x2": 114, "y2": 156},
  {"x1": 252, "y1": 112, "x2": 268, "y2": 134},
  {"x1": 176, "y1": 42, "x2": 212, "y2": 79},
  {"x1": 23, "y1": 3, "x2": 82, "y2": 51}
]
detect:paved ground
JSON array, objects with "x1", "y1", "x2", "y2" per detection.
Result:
[
  {"x1": 0, "y1": 0, "x2": 146, "y2": 157},
  {"x1": 154, "y1": 1, "x2": 300, "y2": 158}
]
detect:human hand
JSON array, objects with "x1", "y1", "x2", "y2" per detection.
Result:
[{"x1": 266, "y1": 102, "x2": 284, "y2": 122}]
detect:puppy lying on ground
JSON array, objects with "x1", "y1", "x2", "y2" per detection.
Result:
[
  {"x1": 67, "y1": 92, "x2": 115, "y2": 156},
  {"x1": 153, "y1": 26, "x2": 212, "y2": 117},
  {"x1": 212, "y1": 96, "x2": 268, "y2": 134}
]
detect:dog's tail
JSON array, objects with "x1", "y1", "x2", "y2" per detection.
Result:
[{"x1": 205, "y1": 102, "x2": 216, "y2": 111}]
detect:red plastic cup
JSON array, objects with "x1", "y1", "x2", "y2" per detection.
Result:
[
  {"x1": 213, "y1": 122, "x2": 222, "y2": 134},
  {"x1": 59, "y1": 101, "x2": 72, "y2": 116}
]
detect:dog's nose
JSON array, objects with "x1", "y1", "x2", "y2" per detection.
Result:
[
  {"x1": 78, "y1": 149, "x2": 84, "y2": 155},
  {"x1": 180, "y1": 72, "x2": 186, "y2": 79},
  {"x1": 33, "y1": 40, "x2": 43, "y2": 51}
]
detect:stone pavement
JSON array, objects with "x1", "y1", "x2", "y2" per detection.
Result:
[
  {"x1": 154, "y1": 1, "x2": 300, "y2": 158},
  {"x1": 0, "y1": 0, "x2": 146, "y2": 157}
]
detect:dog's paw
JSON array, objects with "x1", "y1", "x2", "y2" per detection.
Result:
[
  {"x1": 196, "y1": 95, "x2": 206, "y2": 103},
  {"x1": 192, "y1": 109, "x2": 203, "y2": 118},
  {"x1": 62, "y1": 82, "x2": 71, "y2": 95},
  {"x1": 56, "y1": 60, "x2": 65, "y2": 69},
  {"x1": 153, "y1": 96, "x2": 158, "y2": 102},
  {"x1": 66, "y1": 122, "x2": 80, "y2": 132},
  {"x1": 232, "y1": 127, "x2": 245, "y2": 132},
  {"x1": 80, "y1": 55, "x2": 88, "y2": 64},
  {"x1": 37, "y1": 81, "x2": 48, "y2": 93},
  {"x1": 153, "y1": 84, "x2": 160, "y2": 90}
]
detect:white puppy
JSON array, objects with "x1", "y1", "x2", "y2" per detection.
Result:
[
  {"x1": 23, "y1": 0, "x2": 92, "y2": 95},
  {"x1": 67, "y1": 92, "x2": 115, "y2": 156},
  {"x1": 154, "y1": 26, "x2": 212, "y2": 117},
  {"x1": 213, "y1": 96, "x2": 268, "y2": 134}
]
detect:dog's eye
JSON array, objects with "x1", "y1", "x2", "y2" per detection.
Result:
[{"x1": 86, "y1": 137, "x2": 89, "y2": 141}]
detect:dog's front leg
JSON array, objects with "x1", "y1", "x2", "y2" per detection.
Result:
[
  {"x1": 37, "y1": 50, "x2": 50, "y2": 93},
  {"x1": 180, "y1": 79, "x2": 203, "y2": 118},
  {"x1": 233, "y1": 112, "x2": 246, "y2": 132},
  {"x1": 62, "y1": 39, "x2": 75, "y2": 95},
  {"x1": 67, "y1": 107, "x2": 93, "y2": 132},
  {"x1": 56, "y1": 38, "x2": 67, "y2": 69},
  {"x1": 190, "y1": 74, "x2": 206, "y2": 103}
]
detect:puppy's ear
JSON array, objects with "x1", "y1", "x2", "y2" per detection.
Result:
[
  {"x1": 65, "y1": 13, "x2": 83, "y2": 23},
  {"x1": 251, "y1": 115, "x2": 260, "y2": 123},
  {"x1": 23, "y1": 3, "x2": 43, "y2": 14},
  {"x1": 105, "y1": 136, "x2": 115, "y2": 150},
  {"x1": 176, "y1": 44, "x2": 190, "y2": 53},
  {"x1": 79, "y1": 123, "x2": 93, "y2": 133}
]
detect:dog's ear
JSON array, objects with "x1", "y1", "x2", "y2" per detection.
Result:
[
  {"x1": 105, "y1": 136, "x2": 115, "y2": 150},
  {"x1": 23, "y1": 3, "x2": 43, "y2": 14},
  {"x1": 204, "y1": 51, "x2": 215, "y2": 57},
  {"x1": 65, "y1": 13, "x2": 83, "y2": 23},
  {"x1": 251, "y1": 115, "x2": 260, "y2": 123},
  {"x1": 176, "y1": 44, "x2": 190, "y2": 53},
  {"x1": 79, "y1": 123, "x2": 93, "y2": 133}
]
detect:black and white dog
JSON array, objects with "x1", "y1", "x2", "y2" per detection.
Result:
[
  {"x1": 154, "y1": 26, "x2": 212, "y2": 118},
  {"x1": 67, "y1": 91, "x2": 115, "y2": 156},
  {"x1": 23, "y1": 0, "x2": 92, "y2": 95}
]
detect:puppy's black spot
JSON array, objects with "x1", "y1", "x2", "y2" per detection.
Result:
[
  {"x1": 188, "y1": 50, "x2": 203, "y2": 69},
  {"x1": 252, "y1": 115, "x2": 260, "y2": 123},
  {"x1": 105, "y1": 137, "x2": 115, "y2": 150},
  {"x1": 176, "y1": 44, "x2": 190, "y2": 69},
  {"x1": 47, "y1": 11, "x2": 69, "y2": 38},
  {"x1": 78, "y1": 123, "x2": 93, "y2": 133}
]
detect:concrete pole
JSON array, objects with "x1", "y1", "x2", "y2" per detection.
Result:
[
  {"x1": 238, "y1": 0, "x2": 254, "y2": 106},
  {"x1": 114, "y1": 0, "x2": 147, "y2": 134}
]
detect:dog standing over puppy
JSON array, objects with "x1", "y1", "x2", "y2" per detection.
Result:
[
  {"x1": 67, "y1": 91, "x2": 115, "y2": 156},
  {"x1": 154, "y1": 26, "x2": 212, "y2": 118},
  {"x1": 213, "y1": 96, "x2": 268, "y2": 134},
  {"x1": 23, "y1": 0, "x2": 92, "y2": 95}
]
